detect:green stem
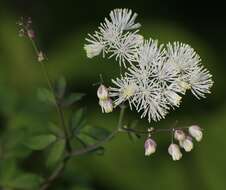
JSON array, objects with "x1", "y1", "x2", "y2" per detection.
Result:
[
  {"x1": 70, "y1": 105, "x2": 126, "y2": 157},
  {"x1": 29, "y1": 38, "x2": 72, "y2": 152}
]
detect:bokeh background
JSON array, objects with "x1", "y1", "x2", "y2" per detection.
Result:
[{"x1": 0, "y1": 0, "x2": 226, "y2": 189}]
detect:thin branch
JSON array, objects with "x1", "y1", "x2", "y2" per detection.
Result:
[
  {"x1": 69, "y1": 105, "x2": 127, "y2": 157},
  {"x1": 29, "y1": 38, "x2": 72, "y2": 153}
]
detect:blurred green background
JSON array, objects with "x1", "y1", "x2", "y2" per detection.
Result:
[{"x1": 0, "y1": 0, "x2": 226, "y2": 189}]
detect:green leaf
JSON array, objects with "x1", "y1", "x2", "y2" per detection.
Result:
[
  {"x1": 9, "y1": 173, "x2": 43, "y2": 189},
  {"x1": 62, "y1": 93, "x2": 85, "y2": 107},
  {"x1": 0, "y1": 159, "x2": 18, "y2": 184},
  {"x1": 46, "y1": 139, "x2": 65, "y2": 167},
  {"x1": 37, "y1": 88, "x2": 55, "y2": 105},
  {"x1": 24, "y1": 134, "x2": 56, "y2": 150},
  {"x1": 55, "y1": 76, "x2": 66, "y2": 98},
  {"x1": 48, "y1": 122, "x2": 64, "y2": 137},
  {"x1": 71, "y1": 108, "x2": 87, "y2": 134},
  {"x1": 82, "y1": 126, "x2": 111, "y2": 141}
]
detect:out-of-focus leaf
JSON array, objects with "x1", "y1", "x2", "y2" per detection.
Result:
[
  {"x1": 71, "y1": 108, "x2": 87, "y2": 135},
  {"x1": 9, "y1": 173, "x2": 43, "y2": 189},
  {"x1": 62, "y1": 93, "x2": 85, "y2": 107},
  {"x1": 46, "y1": 139, "x2": 65, "y2": 167},
  {"x1": 48, "y1": 122, "x2": 64, "y2": 137},
  {"x1": 37, "y1": 88, "x2": 55, "y2": 105},
  {"x1": 55, "y1": 76, "x2": 66, "y2": 99},
  {"x1": 0, "y1": 159, "x2": 18, "y2": 184},
  {"x1": 24, "y1": 134, "x2": 56, "y2": 150},
  {"x1": 81, "y1": 126, "x2": 111, "y2": 141}
]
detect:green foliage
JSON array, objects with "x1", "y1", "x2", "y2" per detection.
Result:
[
  {"x1": 24, "y1": 134, "x2": 57, "y2": 150},
  {"x1": 71, "y1": 107, "x2": 87, "y2": 135},
  {"x1": 55, "y1": 76, "x2": 67, "y2": 99},
  {"x1": 0, "y1": 159, "x2": 43, "y2": 189},
  {"x1": 37, "y1": 88, "x2": 55, "y2": 105},
  {"x1": 46, "y1": 139, "x2": 66, "y2": 167},
  {"x1": 62, "y1": 93, "x2": 86, "y2": 107}
]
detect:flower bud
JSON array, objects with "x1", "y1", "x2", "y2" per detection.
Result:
[
  {"x1": 97, "y1": 85, "x2": 109, "y2": 100},
  {"x1": 99, "y1": 98, "x2": 113, "y2": 113},
  {"x1": 179, "y1": 136, "x2": 193, "y2": 152},
  {"x1": 38, "y1": 51, "x2": 45, "y2": 62},
  {"x1": 174, "y1": 129, "x2": 186, "y2": 141},
  {"x1": 188, "y1": 125, "x2": 203, "y2": 142},
  {"x1": 84, "y1": 43, "x2": 104, "y2": 58},
  {"x1": 168, "y1": 144, "x2": 182, "y2": 161},
  {"x1": 27, "y1": 29, "x2": 35, "y2": 39},
  {"x1": 144, "y1": 138, "x2": 157, "y2": 156}
]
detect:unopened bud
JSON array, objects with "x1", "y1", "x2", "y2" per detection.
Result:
[
  {"x1": 188, "y1": 125, "x2": 203, "y2": 142},
  {"x1": 38, "y1": 51, "x2": 45, "y2": 62},
  {"x1": 97, "y1": 85, "x2": 108, "y2": 100},
  {"x1": 27, "y1": 29, "x2": 35, "y2": 39},
  {"x1": 144, "y1": 138, "x2": 157, "y2": 156},
  {"x1": 168, "y1": 143, "x2": 182, "y2": 161},
  {"x1": 99, "y1": 98, "x2": 113, "y2": 113},
  {"x1": 179, "y1": 136, "x2": 193, "y2": 152},
  {"x1": 174, "y1": 129, "x2": 186, "y2": 141}
]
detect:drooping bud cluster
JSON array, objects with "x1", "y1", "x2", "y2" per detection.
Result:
[
  {"x1": 97, "y1": 85, "x2": 113, "y2": 113},
  {"x1": 168, "y1": 125, "x2": 203, "y2": 161},
  {"x1": 144, "y1": 125, "x2": 203, "y2": 160}
]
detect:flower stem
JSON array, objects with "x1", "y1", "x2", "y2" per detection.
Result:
[{"x1": 29, "y1": 38, "x2": 72, "y2": 153}]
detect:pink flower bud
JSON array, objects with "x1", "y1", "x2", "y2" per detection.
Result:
[
  {"x1": 99, "y1": 98, "x2": 113, "y2": 113},
  {"x1": 174, "y1": 129, "x2": 186, "y2": 141},
  {"x1": 27, "y1": 29, "x2": 35, "y2": 39},
  {"x1": 97, "y1": 85, "x2": 109, "y2": 100},
  {"x1": 168, "y1": 143, "x2": 182, "y2": 161},
  {"x1": 179, "y1": 136, "x2": 193, "y2": 152},
  {"x1": 188, "y1": 125, "x2": 203, "y2": 142},
  {"x1": 144, "y1": 138, "x2": 157, "y2": 156}
]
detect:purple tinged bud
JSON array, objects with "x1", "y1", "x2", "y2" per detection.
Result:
[
  {"x1": 27, "y1": 29, "x2": 35, "y2": 39},
  {"x1": 97, "y1": 84, "x2": 109, "y2": 100},
  {"x1": 144, "y1": 138, "x2": 157, "y2": 156},
  {"x1": 174, "y1": 129, "x2": 186, "y2": 141}
]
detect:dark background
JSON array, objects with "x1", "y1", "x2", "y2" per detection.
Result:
[{"x1": 0, "y1": 0, "x2": 226, "y2": 190}]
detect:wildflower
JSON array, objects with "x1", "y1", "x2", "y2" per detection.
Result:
[
  {"x1": 179, "y1": 136, "x2": 193, "y2": 152},
  {"x1": 109, "y1": 76, "x2": 137, "y2": 108},
  {"x1": 97, "y1": 84, "x2": 109, "y2": 100},
  {"x1": 168, "y1": 143, "x2": 182, "y2": 161},
  {"x1": 189, "y1": 66, "x2": 213, "y2": 99},
  {"x1": 85, "y1": 9, "x2": 213, "y2": 122},
  {"x1": 99, "y1": 98, "x2": 113, "y2": 113},
  {"x1": 144, "y1": 138, "x2": 157, "y2": 156},
  {"x1": 189, "y1": 125, "x2": 203, "y2": 142},
  {"x1": 85, "y1": 8, "x2": 141, "y2": 67},
  {"x1": 108, "y1": 8, "x2": 141, "y2": 31},
  {"x1": 84, "y1": 33, "x2": 105, "y2": 58},
  {"x1": 164, "y1": 90, "x2": 182, "y2": 107},
  {"x1": 174, "y1": 129, "x2": 186, "y2": 141}
]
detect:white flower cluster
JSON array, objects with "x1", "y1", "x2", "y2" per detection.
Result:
[
  {"x1": 145, "y1": 125, "x2": 203, "y2": 160},
  {"x1": 84, "y1": 8, "x2": 213, "y2": 122}
]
